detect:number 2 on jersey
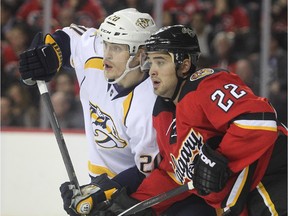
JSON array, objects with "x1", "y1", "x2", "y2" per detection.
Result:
[
  {"x1": 211, "y1": 83, "x2": 247, "y2": 112},
  {"x1": 140, "y1": 155, "x2": 153, "y2": 173}
]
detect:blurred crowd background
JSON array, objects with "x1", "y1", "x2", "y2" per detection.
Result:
[{"x1": 1, "y1": 0, "x2": 287, "y2": 129}]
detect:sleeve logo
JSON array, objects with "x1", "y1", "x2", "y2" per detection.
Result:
[{"x1": 190, "y1": 68, "x2": 214, "y2": 81}]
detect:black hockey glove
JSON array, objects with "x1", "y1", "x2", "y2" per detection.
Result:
[
  {"x1": 193, "y1": 144, "x2": 231, "y2": 196},
  {"x1": 19, "y1": 32, "x2": 62, "y2": 86},
  {"x1": 93, "y1": 188, "x2": 156, "y2": 216},
  {"x1": 60, "y1": 173, "x2": 121, "y2": 216}
]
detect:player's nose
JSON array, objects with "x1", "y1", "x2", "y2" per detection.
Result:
[{"x1": 148, "y1": 64, "x2": 157, "y2": 77}]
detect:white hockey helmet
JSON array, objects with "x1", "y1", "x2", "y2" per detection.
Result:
[{"x1": 99, "y1": 8, "x2": 157, "y2": 55}]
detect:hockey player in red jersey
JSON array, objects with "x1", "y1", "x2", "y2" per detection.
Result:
[{"x1": 128, "y1": 25, "x2": 287, "y2": 216}]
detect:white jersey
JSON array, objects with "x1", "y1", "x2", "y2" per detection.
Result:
[{"x1": 61, "y1": 24, "x2": 159, "y2": 178}]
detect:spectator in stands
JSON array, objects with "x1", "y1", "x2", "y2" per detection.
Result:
[
  {"x1": 269, "y1": 81, "x2": 287, "y2": 126},
  {"x1": 163, "y1": 0, "x2": 203, "y2": 25},
  {"x1": 189, "y1": 10, "x2": 213, "y2": 67},
  {"x1": 268, "y1": 33, "x2": 287, "y2": 85},
  {"x1": 5, "y1": 83, "x2": 39, "y2": 127},
  {"x1": 249, "y1": 33, "x2": 287, "y2": 95},
  {"x1": 53, "y1": 71, "x2": 79, "y2": 97},
  {"x1": 124, "y1": 0, "x2": 153, "y2": 14},
  {"x1": 162, "y1": 10, "x2": 176, "y2": 27},
  {"x1": 57, "y1": 7, "x2": 75, "y2": 28},
  {"x1": 61, "y1": 0, "x2": 106, "y2": 28},
  {"x1": 100, "y1": 0, "x2": 124, "y2": 15},
  {"x1": 16, "y1": 0, "x2": 61, "y2": 31},
  {"x1": 206, "y1": 0, "x2": 250, "y2": 56},
  {"x1": 267, "y1": 33, "x2": 287, "y2": 126},
  {"x1": 207, "y1": 0, "x2": 250, "y2": 34},
  {"x1": 247, "y1": 32, "x2": 287, "y2": 125},
  {"x1": 52, "y1": 71, "x2": 84, "y2": 128},
  {"x1": 210, "y1": 31, "x2": 238, "y2": 72},
  {"x1": 1, "y1": 62, "x2": 15, "y2": 97},
  {"x1": 235, "y1": 58, "x2": 259, "y2": 95},
  {"x1": 239, "y1": 0, "x2": 261, "y2": 54},
  {"x1": 50, "y1": 91, "x2": 84, "y2": 129},
  {"x1": 2, "y1": 22, "x2": 33, "y2": 82},
  {"x1": 0, "y1": 96, "x2": 18, "y2": 127},
  {"x1": 1, "y1": 1, "x2": 18, "y2": 41},
  {"x1": 271, "y1": 0, "x2": 287, "y2": 48}
]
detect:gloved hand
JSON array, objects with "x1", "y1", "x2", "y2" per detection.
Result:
[
  {"x1": 95, "y1": 188, "x2": 156, "y2": 216},
  {"x1": 193, "y1": 144, "x2": 231, "y2": 196},
  {"x1": 60, "y1": 173, "x2": 121, "y2": 216},
  {"x1": 19, "y1": 32, "x2": 62, "y2": 86}
]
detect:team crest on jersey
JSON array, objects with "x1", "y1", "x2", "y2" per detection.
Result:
[
  {"x1": 90, "y1": 102, "x2": 127, "y2": 148},
  {"x1": 170, "y1": 129, "x2": 204, "y2": 184},
  {"x1": 190, "y1": 68, "x2": 214, "y2": 81},
  {"x1": 136, "y1": 18, "x2": 153, "y2": 29}
]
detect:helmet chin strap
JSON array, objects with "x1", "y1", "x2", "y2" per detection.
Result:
[
  {"x1": 107, "y1": 56, "x2": 140, "y2": 84},
  {"x1": 167, "y1": 52, "x2": 185, "y2": 101},
  {"x1": 170, "y1": 76, "x2": 185, "y2": 101}
]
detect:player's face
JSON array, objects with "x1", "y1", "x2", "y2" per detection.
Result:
[
  {"x1": 103, "y1": 41, "x2": 130, "y2": 80},
  {"x1": 147, "y1": 52, "x2": 178, "y2": 99}
]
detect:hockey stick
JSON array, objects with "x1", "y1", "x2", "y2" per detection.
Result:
[
  {"x1": 118, "y1": 181, "x2": 194, "y2": 216},
  {"x1": 37, "y1": 80, "x2": 80, "y2": 189},
  {"x1": 28, "y1": 32, "x2": 80, "y2": 189}
]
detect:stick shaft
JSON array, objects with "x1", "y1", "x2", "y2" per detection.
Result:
[
  {"x1": 118, "y1": 181, "x2": 194, "y2": 216},
  {"x1": 37, "y1": 80, "x2": 80, "y2": 187}
]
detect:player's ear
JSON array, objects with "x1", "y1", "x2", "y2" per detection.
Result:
[{"x1": 178, "y1": 58, "x2": 191, "y2": 79}]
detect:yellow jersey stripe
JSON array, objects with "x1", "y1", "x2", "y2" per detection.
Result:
[
  {"x1": 257, "y1": 182, "x2": 278, "y2": 216},
  {"x1": 123, "y1": 91, "x2": 133, "y2": 126},
  {"x1": 234, "y1": 119, "x2": 277, "y2": 132},
  {"x1": 44, "y1": 34, "x2": 63, "y2": 71},
  {"x1": 85, "y1": 57, "x2": 104, "y2": 70},
  {"x1": 88, "y1": 161, "x2": 116, "y2": 178},
  {"x1": 226, "y1": 167, "x2": 249, "y2": 208}
]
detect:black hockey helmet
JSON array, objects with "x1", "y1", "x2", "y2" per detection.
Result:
[{"x1": 145, "y1": 25, "x2": 200, "y2": 73}]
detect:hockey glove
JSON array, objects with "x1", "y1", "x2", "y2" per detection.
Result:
[
  {"x1": 60, "y1": 173, "x2": 120, "y2": 215},
  {"x1": 193, "y1": 144, "x2": 231, "y2": 196},
  {"x1": 93, "y1": 188, "x2": 156, "y2": 216},
  {"x1": 19, "y1": 32, "x2": 62, "y2": 86}
]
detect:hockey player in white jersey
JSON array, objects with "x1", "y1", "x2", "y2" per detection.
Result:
[{"x1": 19, "y1": 8, "x2": 160, "y2": 215}]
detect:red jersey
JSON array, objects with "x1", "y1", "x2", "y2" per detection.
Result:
[{"x1": 131, "y1": 68, "x2": 281, "y2": 214}]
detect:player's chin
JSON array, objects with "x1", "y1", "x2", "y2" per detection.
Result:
[
  {"x1": 155, "y1": 89, "x2": 171, "y2": 99},
  {"x1": 104, "y1": 70, "x2": 115, "y2": 79},
  {"x1": 153, "y1": 88, "x2": 163, "y2": 97}
]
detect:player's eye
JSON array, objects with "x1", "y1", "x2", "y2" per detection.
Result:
[
  {"x1": 155, "y1": 60, "x2": 165, "y2": 66},
  {"x1": 103, "y1": 42, "x2": 127, "y2": 53}
]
